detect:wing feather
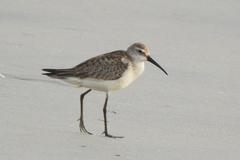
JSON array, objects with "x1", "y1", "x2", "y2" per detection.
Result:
[{"x1": 73, "y1": 51, "x2": 129, "y2": 80}]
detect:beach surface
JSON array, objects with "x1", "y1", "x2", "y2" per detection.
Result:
[{"x1": 0, "y1": 0, "x2": 240, "y2": 159}]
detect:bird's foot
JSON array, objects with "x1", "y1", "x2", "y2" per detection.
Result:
[
  {"x1": 79, "y1": 120, "x2": 92, "y2": 135},
  {"x1": 102, "y1": 131, "x2": 124, "y2": 139}
]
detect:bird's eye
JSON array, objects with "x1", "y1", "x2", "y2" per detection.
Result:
[{"x1": 137, "y1": 49, "x2": 143, "y2": 53}]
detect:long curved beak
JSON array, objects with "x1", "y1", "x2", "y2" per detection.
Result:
[{"x1": 147, "y1": 56, "x2": 168, "y2": 75}]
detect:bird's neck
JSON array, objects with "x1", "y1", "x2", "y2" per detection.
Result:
[{"x1": 131, "y1": 61, "x2": 145, "y2": 77}]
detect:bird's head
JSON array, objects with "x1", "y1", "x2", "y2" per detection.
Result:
[{"x1": 127, "y1": 42, "x2": 168, "y2": 75}]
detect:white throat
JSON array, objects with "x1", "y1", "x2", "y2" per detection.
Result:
[{"x1": 132, "y1": 61, "x2": 145, "y2": 78}]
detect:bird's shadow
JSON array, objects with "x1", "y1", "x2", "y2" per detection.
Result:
[{"x1": 1, "y1": 72, "x2": 67, "y2": 87}]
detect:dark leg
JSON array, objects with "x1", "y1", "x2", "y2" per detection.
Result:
[
  {"x1": 79, "y1": 89, "x2": 92, "y2": 135},
  {"x1": 103, "y1": 93, "x2": 124, "y2": 138}
]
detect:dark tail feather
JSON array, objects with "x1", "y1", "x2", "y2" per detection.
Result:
[{"x1": 42, "y1": 68, "x2": 73, "y2": 79}]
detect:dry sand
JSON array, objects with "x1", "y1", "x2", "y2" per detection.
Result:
[{"x1": 1, "y1": 0, "x2": 240, "y2": 159}]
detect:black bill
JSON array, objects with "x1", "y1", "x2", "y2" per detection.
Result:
[{"x1": 147, "y1": 56, "x2": 168, "y2": 75}]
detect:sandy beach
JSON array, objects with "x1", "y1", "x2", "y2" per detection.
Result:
[{"x1": 1, "y1": 0, "x2": 240, "y2": 159}]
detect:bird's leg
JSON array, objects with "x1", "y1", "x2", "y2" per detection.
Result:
[
  {"x1": 79, "y1": 89, "x2": 92, "y2": 135},
  {"x1": 102, "y1": 93, "x2": 124, "y2": 138}
]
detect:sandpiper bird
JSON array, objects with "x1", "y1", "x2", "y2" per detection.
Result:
[{"x1": 42, "y1": 42, "x2": 168, "y2": 138}]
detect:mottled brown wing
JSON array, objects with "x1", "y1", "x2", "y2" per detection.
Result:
[{"x1": 72, "y1": 51, "x2": 129, "y2": 80}]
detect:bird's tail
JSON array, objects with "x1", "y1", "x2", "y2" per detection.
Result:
[{"x1": 42, "y1": 68, "x2": 74, "y2": 79}]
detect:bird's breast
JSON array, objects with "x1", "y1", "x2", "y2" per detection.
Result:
[
  {"x1": 72, "y1": 62, "x2": 145, "y2": 92},
  {"x1": 113, "y1": 61, "x2": 144, "y2": 90}
]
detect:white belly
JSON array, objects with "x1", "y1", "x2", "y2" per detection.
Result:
[{"x1": 63, "y1": 62, "x2": 145, "y2": 92}]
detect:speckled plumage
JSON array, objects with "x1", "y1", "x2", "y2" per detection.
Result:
[
  {"x1": 73, "y1": 50, "x2": 130, "y2": 80},
  {"x1": 43, "y1": 50, "x2": 130, "y2": 80}
]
